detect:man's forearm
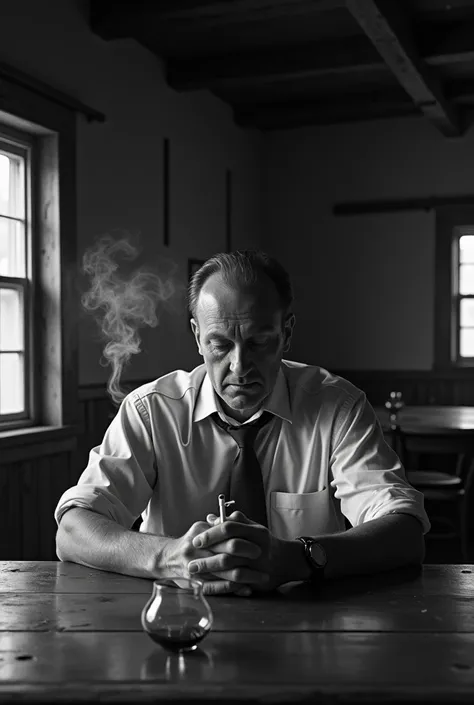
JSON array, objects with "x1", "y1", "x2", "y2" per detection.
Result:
[
  {"x1": 285, "y1": 514, "x2": 425, "y2": 583},
  {"x1": 56, "y1": 507, "x2": 177, "y2": 579}
]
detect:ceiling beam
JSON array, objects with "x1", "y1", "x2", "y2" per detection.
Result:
[
  {"x1": 345, "y1": 0, "x2": 461, "y2": 137},
  {"x1": 167, "y1": 24, "x2": 474, "y2": 91},
  {"x1": 234, "y1": 92, "x2": 418, "y2": 130},
  {"x1": 167, "y1": 37, "x2": 383, "y2": 90},
  {"x1": 90, "y1": 0, "x2": 345, "y2": 38},
  {"x1": 151, "y1": 0, "x2": 345, "y2": 23}
]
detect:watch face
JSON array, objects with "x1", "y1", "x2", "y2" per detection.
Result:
[{"x1": 310, "y1": 542, "x2": 327, "y2": 568}]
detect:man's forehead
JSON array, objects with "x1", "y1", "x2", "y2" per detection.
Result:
[
  {"x1": 196, "y1": 285, "x2": 282, "y2": 330},
  {"x1": 197, "y1": 273, "x2": 280, "y2": 313}
]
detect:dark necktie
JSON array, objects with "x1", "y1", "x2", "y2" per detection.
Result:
[{"x1": 213, "y1": 412, "x2": 271, "y2": 527}]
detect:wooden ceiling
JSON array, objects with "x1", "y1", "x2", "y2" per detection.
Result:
[{"x1": 89, "y1": 0, "x2": 474, "y2": 136}]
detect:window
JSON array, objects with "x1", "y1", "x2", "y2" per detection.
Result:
[
  {"x1": 456, "y1": 230, "x2": 474, "y2": 361},
  {"x1": 0, "y1": 132, "x2": 33, "y2": 424},
  {"x1": 435, "y1": 207, "x2": 474, "y2": 370},
  {"x1": 0, "y1": 66, "x2": 86, "y2": 442}
]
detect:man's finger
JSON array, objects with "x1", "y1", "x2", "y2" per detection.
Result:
[
  {"x1": 200, "y1": 579, "x2": 253, "y2": 596},
  {"x1": 208, "y1": 537, "x2": 261, "y2": 559},
  {"x1": 226, "y1": 510, "x2": 253, "y2": 524},
  {"x1": 192, "y1": 519, "x2": 264, "y2": 550},
  {"x1": 189, "y1": 557, "x2": 268, "y2": 586}
]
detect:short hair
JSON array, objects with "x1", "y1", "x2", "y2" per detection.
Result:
[{"x1": 188, "y1": 249, "x2": 293, "y2": 319}]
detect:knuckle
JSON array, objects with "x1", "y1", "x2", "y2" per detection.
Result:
[
  {"x1": 189, "y1": 521, "x2": 208, "y2": 536},
  {"x1": 221, "y1": 523, "x2": 232, "y2": 539},
  {"x1": 230, "y1": 568, "x2": 244, "y2": 582},
  {"x1": 228, "y1": 539, "x2": 239, "y2": 554},
  {"x1": 218, "y1": 555, "x2": 229, "y2": 570},
  {"x1": 182, "y1": 543, "x2": 194, "y2": 560}
]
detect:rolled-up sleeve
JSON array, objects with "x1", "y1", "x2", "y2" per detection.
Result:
[
  {"x1": 330, "y1": 392, "x2": 431, "y2": 534},
  {"x1": 54, "y1": 393, "x2": 156, "y2": 529}
]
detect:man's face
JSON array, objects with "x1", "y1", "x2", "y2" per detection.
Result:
[{"x1": 190, "y1": 273, "x2": 294, "y2": 422}]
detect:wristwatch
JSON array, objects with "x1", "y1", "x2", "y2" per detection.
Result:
[{"x1": 296, "y1": 536, "x2": 327, "y2": 583}]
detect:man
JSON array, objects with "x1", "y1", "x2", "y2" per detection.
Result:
[{"x1": 55, "y1": 250, "x2": 429, "y2": 596}]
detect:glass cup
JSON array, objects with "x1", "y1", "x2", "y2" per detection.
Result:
[{"x1": 141, "y1": 578, "x2": 213, "y2": 652}]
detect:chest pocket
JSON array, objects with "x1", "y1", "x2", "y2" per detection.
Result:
[{"x1": 270, "y1": 488, "x2": 344, "y2": 540}]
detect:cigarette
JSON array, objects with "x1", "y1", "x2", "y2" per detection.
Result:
[{"x1": 218, "y1": 494, "x2": 235, "y2": 523}]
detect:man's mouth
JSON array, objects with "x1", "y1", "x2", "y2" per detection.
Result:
[{"x1": 227, "y1": 382, "x2": 260, "y2": 388}]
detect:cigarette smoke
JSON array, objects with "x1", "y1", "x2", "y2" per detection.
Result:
[{"x1": 81, "y1": 233, "x2": 182, "y2": 405}]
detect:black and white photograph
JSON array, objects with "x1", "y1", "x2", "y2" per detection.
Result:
[{"x1": 0, "y1": 1, "x2": 474, "y2": 703}]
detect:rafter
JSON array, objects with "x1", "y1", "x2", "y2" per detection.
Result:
[
  {"x1": 151, "y1": 0, "x2": 345, "y2": 24},
  {"x1": 234, "y1": 91, "x2": 418, "y2": 130},
  {"x1": 345, "y1": 0, "x2": 461, "y2": 136},
  {"x1": 167, "y1": 27, "x2": 474, "y2": 92},
  {"x1": 90, "y1": 0, "x2": 345, "y2": 38},
  {"x1": 167, "y1": 37, "x2": 383, "y2": 90}
]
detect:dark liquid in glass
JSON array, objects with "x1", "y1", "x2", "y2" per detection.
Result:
[{"x1": 146, "y1": 625, "x2": 210, "y2": 651}]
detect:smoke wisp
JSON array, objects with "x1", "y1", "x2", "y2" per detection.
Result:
[{"x1": 82, "y1": 233, "x2": 181, "y2": 405}]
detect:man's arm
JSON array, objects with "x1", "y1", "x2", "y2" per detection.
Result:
[
  {"x1": 56, "y1": 507, "x2": 173, "y2": 579},
  {"x1": 187, "y1": 511, "x2": 425, "y2": 588},
  {"x1": 281, "y1": 513, "x2": 425, "y2": 583},
  {"x1": 56, "y1": 507, "x2": 261, "y2": 594}
]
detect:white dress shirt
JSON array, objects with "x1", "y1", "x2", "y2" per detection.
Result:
[{"x1": 55, "y1": 360, "x2": 430, "y2": 540}]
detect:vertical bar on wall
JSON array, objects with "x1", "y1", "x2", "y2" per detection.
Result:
[
  {"x1": 163, "y1": 138, "x2": 170, "y2": 247},
  {"x1": 225, "y1": 168, "x2": 232, "y2": 252}
]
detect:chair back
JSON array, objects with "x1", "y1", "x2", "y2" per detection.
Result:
[{"x1": 388, "y1": 421, "x2": 474, "y2": 481}]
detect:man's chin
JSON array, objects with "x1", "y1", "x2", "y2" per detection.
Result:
[{"x1": 223, "y1": 390, "x2": 265, "y2": 411}]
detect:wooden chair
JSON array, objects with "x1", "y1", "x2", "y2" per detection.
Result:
[{"x1": 388, "y1": 422, "x2": 474, "y2": 561}]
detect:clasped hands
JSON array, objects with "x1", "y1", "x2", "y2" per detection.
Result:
[{"x1": 178, "y1": 511, "x2": 292, "y2": 596}]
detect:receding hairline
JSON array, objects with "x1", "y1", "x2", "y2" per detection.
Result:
[
  {"x1": 196, "y1": 271, "x2": 285, "y2": 313},
  {"x1": 187, "y1": 249, "x2": 294, "y2": 321}
]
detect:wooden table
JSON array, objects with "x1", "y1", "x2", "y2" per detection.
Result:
[
  {"x1": 1, "y1": 562, "x2": 474, "y2": 703},
  {"x1": 376, "y1": 405, "x2": 474, "y2": 434}
]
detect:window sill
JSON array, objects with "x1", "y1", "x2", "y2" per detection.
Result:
[{"x1": 0, "y1": 425, "x2": 78, "y2": 464}]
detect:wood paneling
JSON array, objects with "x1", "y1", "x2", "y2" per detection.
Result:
[
  {"x1": 336, "y1": 370, "x2": 474, "y2": 407},
  {"x1": 0, "y1": 451, "x2": 80, "y2": 561}
]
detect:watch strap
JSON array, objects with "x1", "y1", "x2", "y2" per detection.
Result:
[{"x1": 296, "y1": 536, "x2": 325, "y2": 584}]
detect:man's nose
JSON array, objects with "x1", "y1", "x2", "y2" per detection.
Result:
[{"x1": 230, "y1": 346, "x2": 252, "y2": 375}]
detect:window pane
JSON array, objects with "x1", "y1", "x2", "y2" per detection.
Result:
[
  {"x1": 460, "y1": 328, "x2": 474, "y2": 358},
  {"x1": 0, "y1": 216, "x2": 25, "y2": 277},
  {"x1": 0, "y1": 154, "x2": 8, "y2": 217},
  {"x1": 0, "y1": 150, "x2": 25, "y2": 219},
  {"x1": 0, "y1": 352, "x2": 24, "y2": 414},
  {"x1": 460, "y1": 298, "x2": 474, "y2": 327},
  {"x1": 459, "y1": 264, "x2": 474, "y2": 295},
  {"x1": 460, "y1": 234, "x2": 474, "y2": 264},
  {"x1": 0, "y1": 288, "x2": 23, "y2": 351}
]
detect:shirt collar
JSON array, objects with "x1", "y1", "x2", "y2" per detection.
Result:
[{"x1": 193, "y1": 366, "x2": 292, "y2": 425}]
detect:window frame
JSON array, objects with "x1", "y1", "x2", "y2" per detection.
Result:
[
  {"x1": 435, "y1": 206, "x2": 474, "y2": 372},
  {"x1": 0, "y1": 72, "x2": 79, "y2": 447},
  {"x1": 455, "y1": 231, "x2": 474, "y2": 364},
  {"x1": 0, "y1": 128, "x2": 34, "y2": 426}
]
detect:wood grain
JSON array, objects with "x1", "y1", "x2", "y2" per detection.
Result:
[
  {"x1": 0, "y1": 562, "x2": 151, "y2": 593},
  {"x1": 0, "y1": 561, "x2": 472, "y2": 703},
  {"x1": 0, "y1": 562, "x2": 472, "y2": 596},
  {"x1": 1, "y1": 591, "x2": 474, "y2": 633},
  {"x1": 0, "y1": 631, "x2": 473, "y2": 703}
]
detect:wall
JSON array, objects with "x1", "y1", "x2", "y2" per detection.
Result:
[
  {"x1": 263, "y1": 116, "x2": 474, "y2": 373},
  {"x1": 0, "y1": 0, "x2": 263, "y2": 386},
  {"x1": 0, "y1": 0, "x2": 264, "y2": 560}
]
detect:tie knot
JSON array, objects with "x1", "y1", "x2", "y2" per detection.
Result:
[{"x1": 213, "y1": 412, "x2": 271, "y2": 448}]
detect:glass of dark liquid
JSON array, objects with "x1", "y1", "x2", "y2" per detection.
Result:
[{"x1": 141, "y1": 578, "x2": 213, "y2": 652}]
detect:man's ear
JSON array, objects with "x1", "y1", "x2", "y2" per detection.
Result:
[
  {"x1": 190, "y1": 318, "x2": 203, "y2": 356},
  {"x1": 283, "y1": 313, "x2": 295, "y2": 353}
]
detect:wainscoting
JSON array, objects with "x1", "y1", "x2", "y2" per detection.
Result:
[
  {"x1": 336, "y1": 369, "x2": 474, "y2": 407},
  {"x1": 1, "y1": 369, "x2": 473, "y2": 562}
]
